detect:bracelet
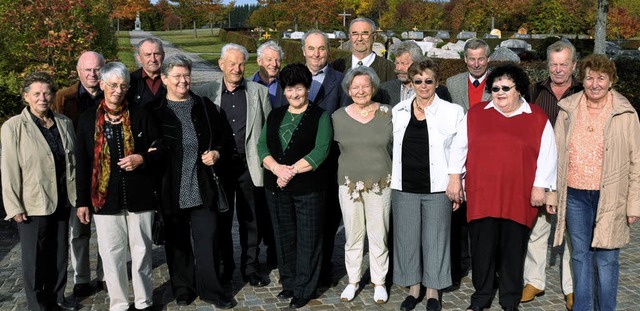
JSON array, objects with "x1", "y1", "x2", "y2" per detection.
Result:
[{"x1": 272, "y1": 164, "x2": 279, "y2": 174}]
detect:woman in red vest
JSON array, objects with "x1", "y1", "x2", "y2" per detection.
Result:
[{"x1": 447, "y1": 63, "x2": 558, "y2": 311}]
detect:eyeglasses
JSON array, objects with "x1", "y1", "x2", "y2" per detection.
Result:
[
  {"x1": 168, "y1": 74, "x2": 191, "y2": 80},
  {"x1": 491, "y1": 85, "x2": 516, "y2": 93},
  {"x1": 105, "y1": 83, "x2": 129, "y2": 91},
  {"x1": 413, "y1": 79, "x2": 435, "y2": 85},
  {"x1": 350, "y1": 32, "x2": 372, "y2": 39}
]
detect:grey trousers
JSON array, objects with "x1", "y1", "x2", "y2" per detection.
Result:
[{"x1": 69, "y1": 211, "x2": 103, "y2": 284}]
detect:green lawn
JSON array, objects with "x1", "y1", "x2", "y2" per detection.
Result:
[{"x1": 116, "y1": 32, "x2": 137, "y2": 71}]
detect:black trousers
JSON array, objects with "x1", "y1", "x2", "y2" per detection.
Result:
[
  {"x1": 266, "y1": 190, "x2": 324, "y2": 299},
  {"x1": 450, "y1": 202, "x2": 471, "y2": 284},
  {"x1": 220, "y1": 157, "x2": 270, "y2": 278},
  {"x1": 18, "y1": 206, "x2": 70, "y2": 311},
  {"x1": 468, "y1": 217, "x2": 530, "y2": 309},
  {"x1": 163, "y1": 206, "x2": 225, "y2": 301}
]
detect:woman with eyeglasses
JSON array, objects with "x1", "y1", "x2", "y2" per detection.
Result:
[
  {"x1": 447, "y1": 63, "x2": 557, "y2": 311},
  {"x1": 390, "y1": 58, "x2": 464, "y2": 311},
  {"x1": 332, "y1": 66, "x2": 392, "y2": 305},
  {"x1": 75, "y1": 62, "x2": 161, "y2": 311}
]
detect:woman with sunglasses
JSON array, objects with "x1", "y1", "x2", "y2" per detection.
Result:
[
  {"x1": 390, "y1": 58, "x2": 465, "y2": 311},
  {"x1": 447, "y1": 63, "x2": 557, "y2": 311}
]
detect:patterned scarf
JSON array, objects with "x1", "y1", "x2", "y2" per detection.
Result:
[{"x1": 91, "y1": 100, "x2": 134, "y2": 212}]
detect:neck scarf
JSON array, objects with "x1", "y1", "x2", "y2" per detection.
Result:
[{"x1": 91, "y1": 100, "x2": 134, "y2": 211}]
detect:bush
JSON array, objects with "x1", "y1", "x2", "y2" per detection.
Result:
[{"x1": 222, "y1": 30, "x2": 258, "y2": 52}]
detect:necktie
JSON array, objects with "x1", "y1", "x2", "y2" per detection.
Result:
[
  {"x1": 357, "y1": 61, "x2": 363, "y2": 67},
  {"x1": 473, "y1": 80, "x2": 480, "y2": 88}
]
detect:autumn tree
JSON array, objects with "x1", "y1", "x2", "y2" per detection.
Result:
[
  {"x1": 110, "y1": 0, "x2": 153, "y2": 20},
  {"x1": 607, "y1": 6, "x2": 640, "y2": 39}
]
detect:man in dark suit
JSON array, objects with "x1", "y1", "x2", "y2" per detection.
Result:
[
  {"x1": 331, "y1": 17, "x2": 395, "y2": 83},
  {"x1": 250, "y1": 40, "x2": 287, "y2": 108},
  {"x1": 126, "y1": 37, "x2": 166, "y2": 109},
  {"x1": 444, "y1": 38, "x2": 492, "y2": 292},
  {"x1": 374, "y1": 40, "x2": 452, "y2": 106},
  {"x1": 301, "y1": 29, "x2": 348, "y2": 286}
]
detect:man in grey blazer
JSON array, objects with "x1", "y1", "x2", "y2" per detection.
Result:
[
  {"x1": 445, "y1": 38, "x2": 492, "y2": 111},
  {"x1": 192, "y1": 43, "x2": 272, "y2": 288},
  {"x1": 374, "y1": 40, "x2": 452, "y2": 106},
  {"x1": 330, "y1": 17, "x2": 395, "y2": 83},
  {"x1": 444, "y1": 38, "x2": 492, "y2": 292}
]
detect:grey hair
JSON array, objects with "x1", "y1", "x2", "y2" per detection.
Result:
[
  {"x1": 100, "y1": 62, "x2": 130, "y2": 84},
  {"x1": 349, "y1": 17, "x2": 376, "y2": 33},
  {"x1": 301, "y1": 29, "x2": 330, "y2": 51},
  {"x1": 257, "y1": 40, "x2": 284, "y2": 60},
  {"x1": 136, "y1": 37, "x2": 165, "y2": 55},
  {"x1": 21, "y1": 72, "x2": 57, "y2": 97},
  {"x1": 76, "y1": 51, "x2": 105, "y2": 68},
  {"x1": 395, "y1": 41, "x2": 423, "y2": 62},
  {"x1": 463, "y1": 39, "x2": 491, "y2": 57},
  {"x1": 547, "y1": 40, "x2": 577, "y2": 63},
  {"x1": 161, "y1": 55, "x2": 192, "y2": 76},
  {"x1": 341, "y1": 66, "x2": 380, "y2": 96},
  {"x1": 221, "y1": 43, "x2": 249, "y2": 62}
]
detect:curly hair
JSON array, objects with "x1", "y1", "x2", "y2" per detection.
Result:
[
  {"x1": 578, "y1": 54, "x2": 617, "y2": 85},
  {"x1": 22, "y1": 72, "x2": 57, "y2": 95},
  {"x1": 486, "y1": 63, "x2": 530, "y2": 99},
  {"x1": 407, "y1": 57, "x2": 440, "y2": 82},
  {"x1": 279, "y1": 63, "x2": 312, "y2": 89}
]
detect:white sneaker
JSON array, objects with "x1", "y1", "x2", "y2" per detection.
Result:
[
  {"x1": 374, "y1": 285, "x2": 388, "y2": 304},
  {"x1": 340, "y1": 283, "x2": 358, "y2": 302}
]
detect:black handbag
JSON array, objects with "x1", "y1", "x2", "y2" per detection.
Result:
[{"x1": 201, "y1": 99, "x2": 230, "y2": 213}]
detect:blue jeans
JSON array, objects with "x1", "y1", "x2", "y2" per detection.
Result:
[{"x1": 566, "y1": 188, "x2": 620, "y2": 311}]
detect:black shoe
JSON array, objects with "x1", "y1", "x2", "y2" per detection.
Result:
[
  {"x1": 466, "y1": 305, "x2": 483, "y2": 311},
  {"x1": 96, "y1": 280, "x2": 107, "y2": 292},
  {"x1": 73, "y1": 283, "x2": 91, "y2": 297},
  {"x1": 244, "y1": 273, "x2": 269, "y2": 287},
  {"x1": 175, "y1": 294, "x2": 196, "y2": 306},
  {"x1": 442, "y1": 281, "x2": 461, "y2": 292},
  {"x1": 203, "y1": 297, "x2": 237, "y2": 309},
  {"x1": 56, "y1": 300, "x2": 77, "y2": 311},
  {"x1": 426, "y1": 298, "x2": 441, "y2": 311},
  {"x1": 277, "y1": 289, "x2": 294, "y2": 299},
  {"x1": 289, "y1": 297, "x2": 311, "y2": 308},
  {"x1": 503, "y1": 307, "x2": 519, "y2": 311},
  {"x1": 400, "y1": 296, "x2": 418, "y2": 311}
]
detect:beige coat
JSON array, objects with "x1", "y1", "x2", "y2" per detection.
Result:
[
  {"x1": 552, "y1": 90, "x2": 640, "y2": 249},
  {"x1": 1, "y1": 108, "x2": 77, "y2": 220}
]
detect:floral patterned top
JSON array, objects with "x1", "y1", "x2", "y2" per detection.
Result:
[{"x1": 332, "y1": 104, "x2": 393, "y2": 201}]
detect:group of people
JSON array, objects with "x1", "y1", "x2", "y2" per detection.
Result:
[{"x1": 2, "y1": 16, "x2": 638, "y2": 311}]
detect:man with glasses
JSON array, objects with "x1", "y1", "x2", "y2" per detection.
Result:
[
  {"x1": 53, "y1": 51, "x2": 106, "y2": 298},
  {"x1": 374, "y1": 41, "x2": 451, "y2": 106},
  {"x1": 127, "y1": 37, "x2": 166, "y2": 109},
  {"x1": 521, "y1": 40, "x2": 581, "y2": 311},
  {"x1": 331, "y1": 17, "x2": 395, "y2": 83}
]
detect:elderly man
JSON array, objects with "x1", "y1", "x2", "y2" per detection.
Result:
[
  {"x1": 301, "y1": 29, "x2": 349, "y2": 286},
  {"x1": 331, "y1": 17, "x2": 395, "y2": 82},
  {"x1": 251, "y1": 41, "x2": 287, "y2": 108},
  {"x1": 444, "y1": 38, "x2": 493, "y2": 291},
  {"x1": 127, "y1": 37, "x2": 166, "y2": 109},
  {"x1": 446, "y1": 39, "x2": 492, "y2": 110},
  {"x1": 52, "y1": 51, "x2": 106, "y2": 297},
  {"x1": 192, "y1": 43, "x2": 272, "y2": 288},
  {"x1": 374, "y1": 40, "x2": 452, "y2": 106},
  {"x1": 522, "y1": 40, "x2": 582, "y2": 310}
]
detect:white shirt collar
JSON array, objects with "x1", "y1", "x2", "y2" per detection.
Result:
[
  {"x1": 484, "y1": 96, "x2": 531, "y2": 118},
  {"x1": 468, "y1": 72, "x2": 488, "y2": 84},
  {"x1": 351, "y1": 52, "x2": 376, "y2": 69}
]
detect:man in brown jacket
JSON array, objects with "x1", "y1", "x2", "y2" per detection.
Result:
[{"x1": 52, "y1": 51, "x2": 106, "y2": 297}]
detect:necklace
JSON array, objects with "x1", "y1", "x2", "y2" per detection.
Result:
[
  {"x1": 357, "y1": 105, "x2": 373, "y2": 117},
  {"x1": 413, "y1": 98, "x2": 430, "y2": 113},
  {"x1": 106, "y1": 113, "x2": 122, "y2": 123}
]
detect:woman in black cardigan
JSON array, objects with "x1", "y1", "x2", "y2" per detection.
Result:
[
  {"x1": 75, "y1": 62, "x2": 161, "y2": 311},
  {"x1": 152, "y1": 55, "x2": 235, "y2": 309}
]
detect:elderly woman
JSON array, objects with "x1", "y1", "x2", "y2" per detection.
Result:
[
  {"x1": 331, "y1": 66, "x2": 392, "y2": 304},
  {"x1": 2, "y1": 72, "x2": 76, "y2": 311},
  {"x1": 152, "y1": 55, "x2": 235, "y2": 309},
  {"x1": 391, "y1": 58, "x2": 464, "y2": 311},
  {"x1": 447, "y1": 63, "x2": 557, "y2": 311},
  {"x1": 548, "y1": 54, "x2": 640, "y2": 311},
  {"x1": 257, "y1": 63, "x2": 332, "y2": 309},
  {"x1": 75, "y1": 62, "x2": 159, "y2": 311}
]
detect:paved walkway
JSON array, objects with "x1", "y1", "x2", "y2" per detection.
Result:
[{"x1": 1, "y1": 32, "x2": 639, "y2": 310}]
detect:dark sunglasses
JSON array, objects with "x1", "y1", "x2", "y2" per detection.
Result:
[
  {"x1": 491, "y1": 85, "x2": 516, "y2": 93},
  {"x1": 413, "y1": 79, "x2": 434, "y2": 85}
]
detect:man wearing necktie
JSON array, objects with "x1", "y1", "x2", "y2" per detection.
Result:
[{"x1": 330, "y1": 17, "x2": 395, "y2": 83}]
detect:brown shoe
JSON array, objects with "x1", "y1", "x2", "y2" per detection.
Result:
[
  {"x1": 565, "y1": 293, "x2": 574, "y2": 310},
  {"x1": 521, "y1": 284, "x2": 544, "y2": 302}
]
